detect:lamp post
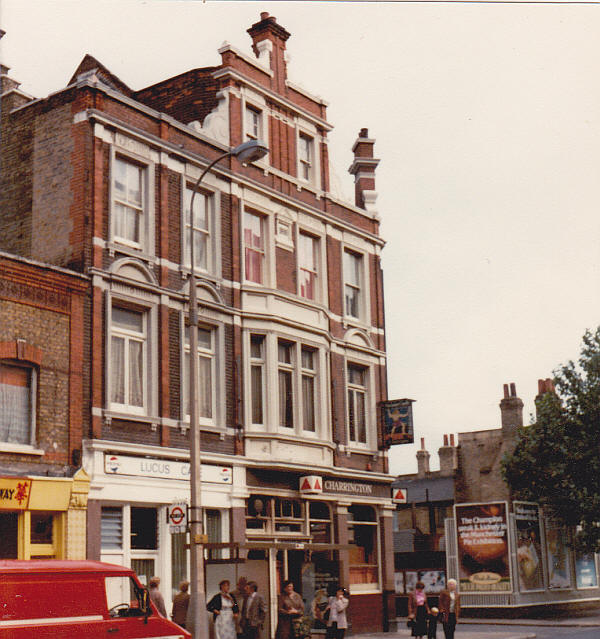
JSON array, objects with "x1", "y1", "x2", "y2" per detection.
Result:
[{"x1": 186, "y1": 139, "x2": 268, "y2": 639}]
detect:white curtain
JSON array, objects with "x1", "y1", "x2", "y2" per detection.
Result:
[
  {"x1": 111, "y1": 337, "x2": 125, "y2": 404},
  {"x1": 129, "y1": 340, "x2": 144, "y2": 407},
  {"x1": 0, "y1": 368, "x2": 30, "y2": 444}
]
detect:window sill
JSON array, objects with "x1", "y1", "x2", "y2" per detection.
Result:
[
  {"x1": 0, "y1": 442, "x2": 44, "y2": 456},
  {"x1": 106, "y1": 241, "x2": 156, "y2": 263}
]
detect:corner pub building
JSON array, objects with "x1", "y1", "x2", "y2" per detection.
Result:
[{"x1": 0, "y1": 13, "x2": 396, "y2": 634}]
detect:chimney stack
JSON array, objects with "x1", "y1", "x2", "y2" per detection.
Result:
[
  {"x1": 438, "y1": 433, "x2": 457, "y2": 476},
  {"x1": 416, "y1": 437, "x2": 430, "y2": 477},
  {"x1": 500, "y1": 382, "x2": 524, "y2": 440},
  {"x1": 247, "y1": 12, "x2": 290, "y2": 92},
  {"x1": 348, "y1": 128, "x2": 380, "y2": 213}
]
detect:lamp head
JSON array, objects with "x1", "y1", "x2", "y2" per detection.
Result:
[{"x1": 232, "y1": 139, "x2": 269, "y2": 163}]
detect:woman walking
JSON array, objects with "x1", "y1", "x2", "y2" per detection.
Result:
[
  {"x1": 275, "y1": 580, "x2": 304, "y2": 639},
  {"x1": 439, "y1": 579, "x2": 460, "y2": 639},
  {"x1": 407, "y1": 581, "x2": 429, "y2": 639},
  {"x1": 207, "y1": 579, "x2": 240, "y2": 639},
  {"x1": 325, "y1": 588, "x2": 349, "y2": 639}
]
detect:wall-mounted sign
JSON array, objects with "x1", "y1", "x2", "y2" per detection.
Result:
[
  {"x1": 104, "y1": 454, "x2": 232, "y2": 484},
  {"x1": 323, "y1": 480, "x2": 373, "y2": 495},
  {"x1": 513, "y1": 502, "x2": 543, "y2": 592},
  {"x1": 392, "y1": 487, "x2": 407, "y2": 503},
  {"x1": 0, "y1": 477, "x2": 31, "y2": 510},
  {"x1": 380, "y1": 399, "x2": 415, "y2": 446},
  {"x1": 168, "y1": 501, "x2": 188, "y2": 534},
  {"x1": 299, "y1": 475, "x2": 323, "y2": 494},
  {"x1": 455, "y1": 502, "x2": 511, "y2": 593}
]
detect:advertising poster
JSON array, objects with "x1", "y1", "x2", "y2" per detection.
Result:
[
  {"x1": 394, "y1": 572, "x2": 404, "y2": 594},
  {"x1": 513, "y1": 502, "x2": 544, "y2": 592},
  {"x1": 380, "y1": 399, "x2": 414, "y2": 445},
  {"x1": 575, "y1": 553, "x2": 598, "y2": 589},
  {"x1": 405, "y1": 571, "x2": 418, "y2": 592},
  {"x1": 545, "y1": 525, "x2": 572, "y2": 589},
  {"x1": 455, "y1": 502, "x2": 511, "y2": 592},
  {"x1": 418, "y1": 570, "x2": 446, "y2": 593}
]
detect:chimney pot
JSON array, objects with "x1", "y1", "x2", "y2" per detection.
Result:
[
  {"x1": 420, "y1": 437, "x2": 425, "y2": 450},
  {"x1": 360, "y1": 128, "x2": 369, "y2": 138},
  {"x1": 538, "y1": 379, "x2": 545, "y2": 394},
  {"x1": 503, "y1": 383, "x2": 509, "y2": 399},
  {"x1": 260, "y1": 11, "x2": 269, "y2": 20},
  {"x1": 510, "y1": 382, "x2": 516, "y2": 397},
  {"x1": 450, "y1": 434, "x2": 455, "y2": 447},
  {"x1": 443, "y1": 434, "x2": 449, "y2": 446}
]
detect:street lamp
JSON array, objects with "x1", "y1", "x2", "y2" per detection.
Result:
[{"x1": 186, "y1": 139, "x2": 269, "y2": 638}]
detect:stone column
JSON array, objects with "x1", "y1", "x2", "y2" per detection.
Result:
[{"x1": 66, "y1": 468, "x2": 90, "y2": 559}]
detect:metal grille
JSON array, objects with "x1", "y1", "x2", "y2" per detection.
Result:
[{"x1": 445, "y1": 517, "x2": 458, "y2": 581}]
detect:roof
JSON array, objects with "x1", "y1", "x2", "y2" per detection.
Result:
[
  {"x1": 391, "y1": 475, "x2": 455, "y2": 503},
  {"x1": 0, "y1": 560, "x2": 132, "y2": 575}
]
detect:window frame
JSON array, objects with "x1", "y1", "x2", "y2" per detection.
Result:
[
  {"x1": 347, "y1": 504, "x2": 381, "y2": 592},
  {"x1": 297, "y1": 131, "x2": 315, "y2": 183},
  {"x1": 343, "y1": 249, "x2": 363, "y2": 320},
  {"x1": 277, "y1": 340, "x2": 295, "y2": 430},
  {"x1": 182, "y1": 184, "x2": 213, "y2": 275},
  {"x1": 297, "y1": 231, "x2": 319, "y2": 302},
  {"x1": 181, "y1": 318, "x2": 225, "y2": 430},
  {"x1": 245, "y1": 104, "x2": 263, "y2": 141},
  {"x1": 249, "y1": 334, "x2": 266, "y2": 426},
  {"x1": 0, "y1": 361, "x2": 37, "y2": 449},
  {"x1": 109, "y1": 305, "x2": 148, "y2": 416},
  {"x1": 243, "y1": 210, "x2": 267, "y2": 285},
  {"x1": 109, "y1": 149, "x2": 155, "y2": 256},
  {"x1": 347, "y1": 361, "x2": 369, "y2": 447}
]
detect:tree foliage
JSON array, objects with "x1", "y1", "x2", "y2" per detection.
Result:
[{"x1": 501, "y1": 327, "x2": 600, "y2": 553}]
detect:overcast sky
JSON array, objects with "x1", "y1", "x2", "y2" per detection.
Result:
[{"x1": 1, "y1": 0, "x2": 599, "y2": 474}]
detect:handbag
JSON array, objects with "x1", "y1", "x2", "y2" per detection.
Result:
[
  {"x1": 323, "y1": 609, "x2": 330, "y2": 623},
  {"x1": 406, "y1": 619, "x2": 414, "y2": 629}
]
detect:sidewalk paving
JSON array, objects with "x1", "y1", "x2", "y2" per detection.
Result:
[{"x1": 352, "y1": 631, "x2": 536, "y2": 639}]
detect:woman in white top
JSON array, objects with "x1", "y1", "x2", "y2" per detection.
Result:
[{"x1": 326, "y1": 588, "x2": 349, "y2": 639}]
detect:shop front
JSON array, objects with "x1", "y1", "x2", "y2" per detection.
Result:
[
  {"x1": 83, "y1": 439, "x2": 239, "y2": 616},
  {"x1": 235, "y1": 469, "x2": 396, "y2": 636},
  {"x1": 0, "y1": 469, "x2": 90, "y2": 560}
]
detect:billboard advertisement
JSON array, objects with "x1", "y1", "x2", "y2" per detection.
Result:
[
  {"x1": 575, "y1": 553, "x2": 598, "y2": 589},
  {"x1": 545, "y1": 524, "x2": 572, "y2": 589},
  {"x1": 455, "y1": 502, "x2": 511, "y2": 592},
  {"x1": 513, "y1": 502, "x2": 544, "y2": 592}
]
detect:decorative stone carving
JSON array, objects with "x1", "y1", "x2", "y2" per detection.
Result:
[{"x1": 189, "y1": 90, "x2": 230, "y2": 146}]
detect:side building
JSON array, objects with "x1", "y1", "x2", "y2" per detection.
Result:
[
  {"x1": 0, "y1": 252, "x2": 90, "y2": 560},
  {"x1": 0, "y1": 13, "x2": 395, "y2": 633},
  {"x1": 393, "y1": 383, "x2": 600, "y2": 617}
]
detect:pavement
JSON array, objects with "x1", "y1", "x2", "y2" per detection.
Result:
[{"x1": 348, "y1": 612, "x2": 600, "y2": 639}]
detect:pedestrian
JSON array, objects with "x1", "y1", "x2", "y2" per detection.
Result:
[
  {"x1": 207, "y1": 579, "x2": 240, "y2": 639},
  {"x1": 438, "y1": 579, "x2": 460, "y2": 639},
  {"x1": 171, "y1": 580, "x2": 190, "y2": 629},
  {"x1": 325, "y1": 587, "x2": 349, "y2": 639},
  {"x1": 232, "y1": 577, "x2": 249, "y2": 639},
  {"x1": 275, "y1": 580, "x2": 304, "y2": 639},
  {"x1": 148, "y1": 576, "x2": 167, "y2": 618},
  {"x1": 407, "y1": 581, "x2": 429, "y2": 639},
  {"x1": 427, "y1": 606, "x2": 439, "y2": 639},
  {"x1": 242, "y1": 581, "x2": 267, "y2": 639}
]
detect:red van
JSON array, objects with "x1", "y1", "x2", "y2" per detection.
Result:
[{"x1": 0, "y1": 560, "x2": 191, "y2": 638}]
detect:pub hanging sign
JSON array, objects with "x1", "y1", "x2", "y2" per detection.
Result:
[{"x1": 380, "y1": 399, "x2": 415, "y2": 446}]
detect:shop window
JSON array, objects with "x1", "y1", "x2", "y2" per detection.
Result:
[
  {"x1": 101, "y1": 507, "x2": 123, "y2": 550},
  {"x1": 131, "y1": 507, "x2": 157, "y2": 550},
  {"x1": 309, "y1": 501, "x2": 331, "y2": 544},
  {"x1": 206, "y1": 509, "x2": 222, "y2": 559},
  {"x1": 246, "y1": 495, "x2": 269, "y2": 531},
  {"x1": 31, "y1": 513, "x2": 53, "y2": 544},
  {"x1": 0, "y1": 512, "x2": 18, "y2": 559},
  {"x1": 274, "y1": 498, "x2": 303, "y2": 533},
  {"x1": 0, "y1": 362, "x2": 36, "y2": 446},
  {"x1": 348, "y1": 505, "x2": 379, "y2": 590}
]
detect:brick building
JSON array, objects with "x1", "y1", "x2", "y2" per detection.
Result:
[
  {"x1": 393, "y1": 383, "x2": 600, "y2": 615},
  {"x1": 0, "y1": 13, "x2": 395, "y2": 632},
  {"x1": 0, "y1": 251, "x2": 90, "y2": 560}
]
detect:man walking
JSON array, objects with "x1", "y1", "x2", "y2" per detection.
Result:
[
  {"x1": 172, "y1": 580, "x2": 190, "y2": 628},
  {"x1": 148, "y1": 576, "x2": 167, "y2": 617},
  {"x1": 242, "y1": 581, "x2": 266, "y2": 639}
]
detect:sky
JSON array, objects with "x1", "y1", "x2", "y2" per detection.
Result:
[{"x1": 1, "y1": 0, "x2": 599, "y2": 474}]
